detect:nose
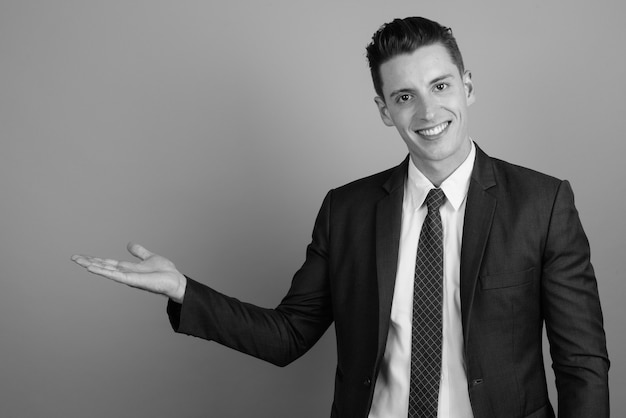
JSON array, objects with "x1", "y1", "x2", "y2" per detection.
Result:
[
  {"x1": 416, "y1": 95, "x2": 436, "y2": 121},
  {"x1": 423, "y1": 108, "x2": 436, "y2": 121}
]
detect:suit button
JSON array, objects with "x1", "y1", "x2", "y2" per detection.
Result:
[{"x1": 363, "y1": 377, "x2": 372, "y2": 387}]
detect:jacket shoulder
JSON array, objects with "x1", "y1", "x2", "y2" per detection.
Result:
[{"x1": 487, "y1": 155, "x2": 565, "y2": 194}]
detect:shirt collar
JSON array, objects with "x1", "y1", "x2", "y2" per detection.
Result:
[{"x1": 406, "y1": 140, "x2": 476, "y2": 212}]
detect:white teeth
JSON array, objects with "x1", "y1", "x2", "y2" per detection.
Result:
[{"x1": 418, "y1": 122, "x2": 449, "y2": 137}]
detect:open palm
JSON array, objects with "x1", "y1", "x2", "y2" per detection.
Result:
[{"x1": 72, "y1": 243, "x2": 186, "y2": 302}]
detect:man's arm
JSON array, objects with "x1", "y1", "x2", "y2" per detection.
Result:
[
  {"x1": 72, "y1": 191, "x2": 335, "y2": 367},
  {"x1": 541, "y1": 180, "x2": 610, "y2": 417}
]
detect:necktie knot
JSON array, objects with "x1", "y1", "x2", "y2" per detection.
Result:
[{"x1": 426, "y1": 188, "x2": 446, "y2": 213}]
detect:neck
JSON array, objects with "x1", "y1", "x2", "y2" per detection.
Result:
[{"x1": 410, "y1": 140, "x2": 472, "y2": 187}]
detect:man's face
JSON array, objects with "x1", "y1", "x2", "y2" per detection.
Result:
[{"x1": 375, "y1": 43, "x2": 475, "y2": 179}]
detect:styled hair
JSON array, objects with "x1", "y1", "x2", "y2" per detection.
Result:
[{"x1": 366, "y1": 17, "x2": 465, "y2": 98}]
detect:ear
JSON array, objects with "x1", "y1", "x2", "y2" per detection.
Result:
[
  {"x1": 463, "y1": 70, "x2": 475, "y2": 106},
  {"x1": 374, "y1": 96, "x2": 395, "y2": 127}
]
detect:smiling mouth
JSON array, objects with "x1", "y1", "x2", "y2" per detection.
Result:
[{"x1": 416, "y1": 121, "x2": 450, "y2": 138}]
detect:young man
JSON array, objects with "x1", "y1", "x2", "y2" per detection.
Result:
[{"x1": 73, "y1": 17, "x2": 609, "y2": 417}]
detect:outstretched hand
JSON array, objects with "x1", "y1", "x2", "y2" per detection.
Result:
[{"x1": 72, "y1": 243, "x2": 187, "y2": 303}]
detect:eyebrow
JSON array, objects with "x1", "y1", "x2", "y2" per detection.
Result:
[
  {"x1": 430, "y1": 73, "x2": 455, "y2": 85},
  {"x1": 388, "y1": 73, "x2": 455, "y2": 99}
]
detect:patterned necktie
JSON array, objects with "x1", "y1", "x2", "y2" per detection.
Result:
[{"x1": 409, "y1": 188, "x2": 446, "y2": 418}]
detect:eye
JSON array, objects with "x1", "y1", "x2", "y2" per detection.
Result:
[
  {"x1": 396, "y1": 93, "x2": 412, "y2": 103},
  {"x1": 434, "y1": 83, "x2": 448, "y2": 92}
]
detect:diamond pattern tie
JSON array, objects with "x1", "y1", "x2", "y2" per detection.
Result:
[{"x1": 409, "y1": 188, "x2": 446, "y2": 418}]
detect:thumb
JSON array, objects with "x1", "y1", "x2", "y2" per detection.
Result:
[{"x1": 127, "y1": 242, "x2": 154, "y2": 261}]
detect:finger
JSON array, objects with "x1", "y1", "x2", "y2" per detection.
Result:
[
  {"x1": 72, "y1": 255, "x2": 114, "y2": 266},
  {"x1": 88, "y1": 258, "x2": 120, "y2": 270},
  {"x1": 95, "y1": 262, "x2": 118, "y2": 271},
  {"x1": 86, "y1": 265, "x2": 128, "y2": 283},
  {"x1": 72, "y1": 255, "x2": 106, "y2": 268},
  {"x1": 86, "y1": 258, "x2": 147, "y2": 274},
  {"x1": 71, "y1": 255, "x2": 92, "y2": 267},
  {"x1": 127, "y1": 242, "x2": 154, "y2": 261}
]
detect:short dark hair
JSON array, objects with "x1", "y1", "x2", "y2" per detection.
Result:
[{"x1": 366, "y1": 17, "x2": 465, "y2": 98}]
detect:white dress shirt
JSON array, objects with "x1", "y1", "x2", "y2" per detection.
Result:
[{"x1": 368, "y1": 142, "x2": 476, "y2": 418}]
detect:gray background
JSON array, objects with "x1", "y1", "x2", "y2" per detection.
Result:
[{"x1": 1, "y1": 0, "x2": 624, "y2": 416}]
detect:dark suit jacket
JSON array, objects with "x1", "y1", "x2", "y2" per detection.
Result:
[{"x1": 168, "y1": 145, "x2": 609, "y2": 417}]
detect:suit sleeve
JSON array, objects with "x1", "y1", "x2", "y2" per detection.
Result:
[
  {"x1": 541, "y1": 180, "x2": 610, "y2": 417},
  {"x1": 166, "y1": 191, "x2": 334, "y2": 367}
]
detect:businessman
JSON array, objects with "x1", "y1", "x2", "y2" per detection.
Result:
[{"x1": 72, "y1": 17, "x2": 609, "y2": 417}]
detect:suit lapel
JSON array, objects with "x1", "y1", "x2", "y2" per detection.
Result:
[
  {"x1": 460, "y1": 145, "x2": 497, "y2": 344},
  {"x1": 375, "y1": 157, "x2": 408, "y2": 360}
]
